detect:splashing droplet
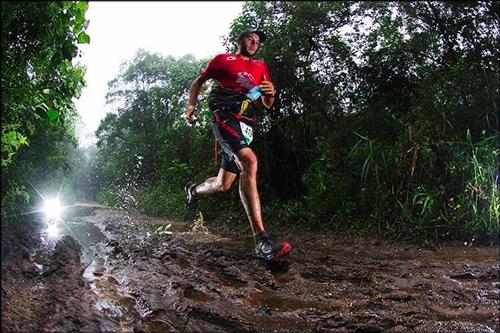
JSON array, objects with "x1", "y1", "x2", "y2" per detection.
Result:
[{"x1": 191, "y1": 212, "x2": 208, "y2": 234}]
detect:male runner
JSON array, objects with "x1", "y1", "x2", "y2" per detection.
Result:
[{"x1": 184, "y1": 28, "x2": 292, "y2": 262}]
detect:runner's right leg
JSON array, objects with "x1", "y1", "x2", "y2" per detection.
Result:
[
  {"x1": 185, "y1": 169, "x2": 236, "y2": 216},
  {"x1": 193, "y1": 168, "x2": 237, "y2": 195}
]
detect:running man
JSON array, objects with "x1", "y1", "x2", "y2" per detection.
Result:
[{"x1": 184, "y1": 28, "x2": 292, "y2": 262}]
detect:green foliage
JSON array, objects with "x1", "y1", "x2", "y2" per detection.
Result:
[
  {"x1": 1, "y1": 183, "x2": 30, "y2": 216},
  {"x1": 388, "y1": 130, "x2": 499, "y2": 244},
  {"x1": 135, "y1": 182, "x2": 186, "y2": 220},
  {"x1": 456, "y1": 131, "x2": 499, "y2": 241},
  {"x1": 1, "y1": 125, "x2": 30, "y2": 167},
  {"x1": 233, "y1": 1, "x2": 498, "y2": 244},
  {"x1": 1, "y1": 2, "x2": 89, "y2": 166},
  {"x1": 1, "y1": 1, "x2": 89, "y2": 223},
  {"x1": 89, "y1": 50, "x2": 214, "y2": 218},
  {"x1": 89, "y1": 1, "x2": 498, "y2": 245},
  {"x1": 95, "y1": 187, "x2": 122, "y2": 209}
]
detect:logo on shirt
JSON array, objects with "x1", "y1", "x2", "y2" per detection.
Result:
[{"x1": 226, "y1": 56, "x2": 237, "y2": 61}]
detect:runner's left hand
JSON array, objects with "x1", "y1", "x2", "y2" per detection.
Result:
[{"x1": 260, "y1": 79, "x2": 275, "y2": 97}]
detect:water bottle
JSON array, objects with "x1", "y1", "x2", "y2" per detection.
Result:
[{"x1": 246, "y1": 86, "x2": 262, "y2": 101}]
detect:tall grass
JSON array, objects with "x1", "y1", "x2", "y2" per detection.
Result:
[{"x1": 331, "y1": 129, "x2": 500, "y2": 244}]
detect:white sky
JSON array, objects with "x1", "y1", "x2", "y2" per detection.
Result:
[{"x1": 73, "y1": 1, "x2": 244, "y2": 147}]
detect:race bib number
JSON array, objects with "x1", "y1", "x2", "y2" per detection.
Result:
[{"x1": 240, "y1": 121, "x2": 253, "y2": 145}]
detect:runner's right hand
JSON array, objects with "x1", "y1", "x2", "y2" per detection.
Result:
[{"x1": 185, "y1": 106, "x2": 197, "y2": 126}]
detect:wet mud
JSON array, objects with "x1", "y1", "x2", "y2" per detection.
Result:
[{"x1": 2, "y1": 206, "x2": 499, "y2": 332}]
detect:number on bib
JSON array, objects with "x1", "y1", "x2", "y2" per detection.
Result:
[{"x1": 240, "y1": 122, "x2": 253, "y2": 145}]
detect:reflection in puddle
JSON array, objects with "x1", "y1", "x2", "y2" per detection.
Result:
[
  {"x1": 84, "y1": 267, "x2": 141, "y2": 331},
  {"x1": 62, "y1": 219, "x2": 142, "y2": 332},
  {"x1": 61, "y1": 219, "x2": 106, "y2": 246}
]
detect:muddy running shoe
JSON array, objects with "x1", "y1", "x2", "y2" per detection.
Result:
[
  {"x1": 255, "y1": 232, "x2": 292, "y2": 262},
  {"x1": 185, "y1": 181, "x2": 198, "y2": 215}
]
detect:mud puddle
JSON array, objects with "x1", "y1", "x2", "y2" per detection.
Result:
[
  {"x1": 2, "y1": 206, "x2": 499, "y2": 332},
  {"x1": 61, "y1": 214, "x2": 147, "y2": 332}
]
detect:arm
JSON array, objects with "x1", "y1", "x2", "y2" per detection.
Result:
[
  {"x1": 185, "y1": 75, "x2": 208, "y2": 125},
  {"x1": 261, "y1": 89, "x2": 276, "y2": 108},
  {"x1": 259, "y1": 70, "x2": 276, "y2": 109},
  {"x1": 260, "y1": 79, "x2": 276, "y2": 109}
]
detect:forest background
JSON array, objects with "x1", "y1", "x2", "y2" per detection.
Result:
[{"x1": 2, "y1": 1, "x2": 498, "y2": 245}]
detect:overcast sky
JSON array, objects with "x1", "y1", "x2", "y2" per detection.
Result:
[{"x1": 73, "y1": 2, "x2": 244, "y2": 147}]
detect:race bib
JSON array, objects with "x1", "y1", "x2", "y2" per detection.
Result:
[{"x1": 240, "y1": 121, "x2": 253, "y2": 145}]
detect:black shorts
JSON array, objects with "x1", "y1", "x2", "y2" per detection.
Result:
[{"x1": 212, "y1": 111, "x2": 254, "y2": 174}]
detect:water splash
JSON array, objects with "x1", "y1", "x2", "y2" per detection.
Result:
[
  {"x1": 107, "y1": 154, "x2": 145, "y2": 210},
  {"x1": 191, "y1": 212, "x2": 208, "y2": 234}
]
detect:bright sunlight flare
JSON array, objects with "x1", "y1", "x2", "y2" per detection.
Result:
[
  {"x1": 42, "y1": 198, "x2": 64, "y2": 220},
  {"x1": 45, "y1": 223, "x2": 60, "y2": 239}
]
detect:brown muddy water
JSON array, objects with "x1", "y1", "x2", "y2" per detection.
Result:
[{"x1": 1, "y1": 205, "x2": 499, "y2": 332}]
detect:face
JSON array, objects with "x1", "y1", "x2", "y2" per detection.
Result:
[{"x1": 239, "y1": 33, "x2": 260, "y2": 57}]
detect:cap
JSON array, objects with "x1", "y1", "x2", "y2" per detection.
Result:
[{"x1": 237, "y1": 29, "x2": 267, "y2": 43}]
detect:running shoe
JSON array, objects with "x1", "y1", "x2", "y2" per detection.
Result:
[
  {"x1": 255, "y1": 232, "x2": 292, "y2": 262},
  {"x1": 185, "y1": 181, "x2": 198, "y2": 214}
]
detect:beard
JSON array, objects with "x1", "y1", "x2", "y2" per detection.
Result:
[{"x1": 239, "y1": 41, "x2": 255, "y2": 57}]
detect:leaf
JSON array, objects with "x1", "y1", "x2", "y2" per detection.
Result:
[
  {"x1": 37, "y1": 103, "x2": 49, "y2": 111},
  {"x1": 47, "y1": 108, "x2": 59, "y2": 123},
  {"x1": 3, "y1": 131, "x2": 18, "y2": 145},
  {"x1": 76, "y1": 1, "x2": 88, "y2": 11},
  {"x1": 18, "y1": 135, "x2": 29, "y2": 146},
  {"x1": 77, "y1": 32, "x2": 90, "y2": 44}
]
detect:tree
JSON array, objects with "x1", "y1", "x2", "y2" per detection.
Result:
[
  {"x1": 1, "y1": 1, "x2": 90, "y2": 219},
  {"x1": 89, "y1": 1, "x2": 498, "y2": 243},
  {"x1": 223, "y1": 1, "x2": 499, "y2": 242},
  {"x1": 92, "y1": 50, "x2": 212, "y2": 213}
]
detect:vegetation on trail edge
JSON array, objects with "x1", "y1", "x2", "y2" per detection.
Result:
[
  {"x1": 1, "y1": 2, "x2": 89, "y2": 221},
  {"x1": 2, "y1": 2, "x2": 498, "y2": 245}
]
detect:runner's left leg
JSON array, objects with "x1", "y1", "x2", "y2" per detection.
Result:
[{"x1": 234, "y1": 147, "x2": 265, "y2": 236}]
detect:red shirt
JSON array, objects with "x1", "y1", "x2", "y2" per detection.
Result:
[{"x1": 200, "y1": 53, "x2": 271, "y2": 94}]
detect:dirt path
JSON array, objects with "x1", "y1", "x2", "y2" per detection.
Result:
[{"x1": 2, "y1": 206, "x2": 499, "y2": 332}]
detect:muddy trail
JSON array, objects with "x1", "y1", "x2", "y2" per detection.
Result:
[{"x1": 2, "y1": 205, "x2": 499, "y2": 332}]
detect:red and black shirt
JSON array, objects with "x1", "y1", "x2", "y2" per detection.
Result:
[{"x1": 200, "y1": 53, "x2": 271, "y2": 94}]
